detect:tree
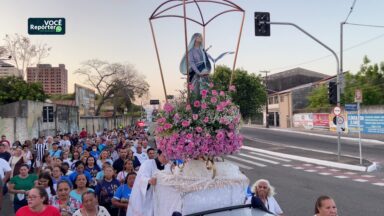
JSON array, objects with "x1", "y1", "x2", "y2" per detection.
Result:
[
  {"x1": 307, "y1": 85, "x2": 331, "y2": 109},
  {"x1": 2, "y1": 34, "x2": 51, "y2": 79},
  {"x1": 0, "y1": 76, "x2": 47, "y2": 104},
  {"x1": 306, "y1": 56, "x2": 384, "y2": 110},
  {"x1": 343, "y1": 56, "x2": 384, "y2": 105},
  {"x1": 211, "y1": 65, "x2": 267, "y2": 120},
  {"x1": 0, "y1": 46, "x2": 8, "y2": 58},
  {"x1": 75, "y1": 59, "x2": 149, "y2": 116}
]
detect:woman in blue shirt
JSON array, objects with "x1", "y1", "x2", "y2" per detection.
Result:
[
  {"x1": 95, "y1": 166, "x2": 120, "y2": 215},
  {"x1": 112, "y1": 172, "x2": 136, "y2": 216}
]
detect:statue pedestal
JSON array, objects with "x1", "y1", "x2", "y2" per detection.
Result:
[{"x1": 154, "y1": 160, "x2": 249, "y2": 216}]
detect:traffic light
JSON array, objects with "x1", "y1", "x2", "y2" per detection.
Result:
[
  {"x1": 255, "y1": 12, "x2": 270, "y2": 36},
  {"x1": 328, "y1": 82, "x2": 337, "y2": 105}
]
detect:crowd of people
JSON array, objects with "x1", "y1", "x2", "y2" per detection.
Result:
[
  {"x1": 0, "y1": 126, "x2": 152, "y2": 216},
  {"x1": 0, "y1": 128, "x2": 338, "y2": 216}
]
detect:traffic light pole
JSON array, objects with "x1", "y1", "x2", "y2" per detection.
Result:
[{"x1": 266, "y1": 21, "x2": 342, "y2": 160}]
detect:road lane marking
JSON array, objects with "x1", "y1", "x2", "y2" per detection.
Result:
[
  {"x1": 248, "y1": 152, "x2": 291, "y2": 162},
  {"x1": 316, "y1": 166, "x2": 326, "y2": 169},
  {"x1": 319, "y1": 172, "x2": 331, "y2": 175},
  {"x1": 293, "y1": 167, "x2": 304, "y2": 170},
  {"x1": 241, "y1": 145, "x2": 368, "y2": 172},
  {"x1": 283, "y1": 164, "x2": 292, "y2": 167},
  {"x1": 225, "y1": 160, "x2": 253, "y2": 170},
  {"x1": 361, "y1": 175, "x2": 375, "y2": 178},
  {"x1": 329, "y1": 169, "x2": 340, "y2": 172},
  {"x1": 226, "y1": 155, "x2": 267, "y2": 167},
  {"x1": 304, "y1": 169, "x2": 317, "y2": 172},
  {"x1": 238, "y1": 153, "x2": 279, "y2": 165},
  {"x1": 354, "y1": 179, "x2": 368, "y2": 182},
  {"x1": 335, "y1": 176, "x2": 349, "y2": 179},
  {"x1": 344, "y1": 172, "x2": 356, "y2": 175},
  {"x1": 243, "y1": 136, "x2": 340, "y2": 155},
  {"x1": 372, "y1": 183, "x2": 384, "y2": 187}
]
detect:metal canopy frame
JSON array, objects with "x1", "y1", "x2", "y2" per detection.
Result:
[{"x1": 149, "y1": 0, "x2": 245, "y2": 103}]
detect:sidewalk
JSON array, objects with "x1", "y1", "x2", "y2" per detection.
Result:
[
  {"x1": 241, "y1": 125, "x2": 381, "y2": 172},
  {"x1": 243, "y1": 124, "x2": 384, "y2": 144}
]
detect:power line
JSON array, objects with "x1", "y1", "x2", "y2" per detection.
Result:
[
  {"x1": 343, "y1": 33, "x2": 384, "y2": 51},
  {"x1": 267, "y1": 32, "x2": 384, "y2": 72},
  {"x1": 344, "y1": 0, "x2": 358, "y2": 23},
  {"x1": 345, "y1": 22, "x2": 384, "y2": 28}
]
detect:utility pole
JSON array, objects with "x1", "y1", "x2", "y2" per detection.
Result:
[
  {"x1": 338, "y1": 22, "x2": 346, "y2": 161},
  {"x1": 260, "y1": 70, "x2": 270, "y2": 128}
]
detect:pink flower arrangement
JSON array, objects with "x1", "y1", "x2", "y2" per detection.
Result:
[
  {"x1": 193, "y1": 100, "x2": 201, "y2": 108},
  {"x1": 155, "y1": 84, "x2": 243, "y2": 160}
]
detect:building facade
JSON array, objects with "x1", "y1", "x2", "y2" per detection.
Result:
[
  {"x1": 0, "y1": 100, "x2": 79, "y2": 142},
  {"x1": 262, "y1": 68, "x2": 331, "y2": 128},
  {"x1": 0, "y1": 60, "x2": 19, "y2": 78},
  {"x1": 27, "y1": 64, "x2": 68, "y2": 94}
]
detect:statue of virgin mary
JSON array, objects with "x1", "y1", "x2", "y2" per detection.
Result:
[{"x1": 179, "y1": 33, "x2": 212, "y2": 95}]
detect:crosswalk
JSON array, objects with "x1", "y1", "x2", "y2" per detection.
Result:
[
  {"x1": 225, "y1": 151, "x2": 281, "y2": 168},
  {"x1": 224, "y1": 148, "x2": 384, "y2": 188}
]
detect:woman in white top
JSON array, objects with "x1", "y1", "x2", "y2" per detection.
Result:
[
  {"x1": 116, "y1": 160, "x2": 134, "y2": 183},
  {"x1": 9, "y1": 144, "x2": 28, "y2": 177},
  {"x1": 73, "y1": 191, "x2": 110, "y2": 216},
  {"x1": 250, "y1": 179, "x2": 284, "y2": 216},
  {"x1": 61, "y1": 150, "x2": 72, "y2": 168}
]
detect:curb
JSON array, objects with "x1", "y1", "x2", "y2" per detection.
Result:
[
  {"x1": 241, "y1": 144, "x2": 376, "y2": 172},
  {"x1": 241, "y1": 125, "x2": 384, "y2": 145}
]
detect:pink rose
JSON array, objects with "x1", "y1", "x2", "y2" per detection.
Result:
[
  {"x1": 186, "y1": 104, "x2": 191, "y2": 111},
  {"x1": 186, "y1": 133, "x2": 193, "y2": 140},
  {"x1": 201, "y1": 89, "x2": 208, "y2": 97},
  {"x1": 216, "y1": 132, "x2": 224, "y2": 140},
  {"x1": 220, "y1": 91, "x2": 225, "y2": 96},
  {"x1": 229, "y1": 85, "x2": 236, "y2": 92},
  {"x1": 203, "y1": 117, "x2": 209, "y2": 123},
  {"x1": 157, "y1": 117, "x2": 166, "y2": 124},
  {"x1": 189, "y1": 84, "x2": 194, "y2": 90},
  {"x1": 193, "y1": 100, "x2": 201, "y2": 108},
  {"x1": 212, "y1": 90, "x2": 218, "y2": 96},
  {"x1": 201, "y1": 103, "x2": 207, "y2": 109},
  {"x1": 163, "y1": 103, "x2": 174, "y2": 113},
  {"x1": 210, "y1": 97, "x2": 217, "y2": 104},
  {"x1": 192, "y1": 114, "x2": 199, "y2": 120},
  {"x1": 209, "y1": 82, "x2": 214, "y2": 88},
  {"x1": 163, "y1": 123, "x2": 172, "y2": 130},
  {"x1": 182, "y1": 120, "x2": 190, "y2": 127},
  {"x1": 195, "y1": 127, "x2": 203, "y2": 133},
  {"x1": 216, "y1": 105, "x2": 223, "y2": 112}
]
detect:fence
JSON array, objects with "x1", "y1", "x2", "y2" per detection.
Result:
[
  {"x1": 79, "y1": 115, "x2": 139, "y2": 134},
  {"x1": 292, "y1": 105, "x2": 384, "y2": 134}
]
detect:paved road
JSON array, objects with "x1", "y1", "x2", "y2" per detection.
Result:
[
  {"x1": 222, "y1": 128, "x2": 384, "y2": 215},
  {"x1": 241, "y1": 127, "x2": 384, "y2": 168}
]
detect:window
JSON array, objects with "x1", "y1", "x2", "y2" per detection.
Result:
[
  {"x1": 274, "y1": 96, "x2": 279, "y2": 104},
  {"x1": 268, "y1": 97, "x2": 274, "y2": 105},
  {"x1": 42, "y1": 106, "x2": 54, "y2": 122},
  {"x1": 280, "y1": 95, "x2": 284, "y2": 102}
]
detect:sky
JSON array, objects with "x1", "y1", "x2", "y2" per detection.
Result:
[{"x1": 1, "y1": 0, "x2": 384, "y2": 105}]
